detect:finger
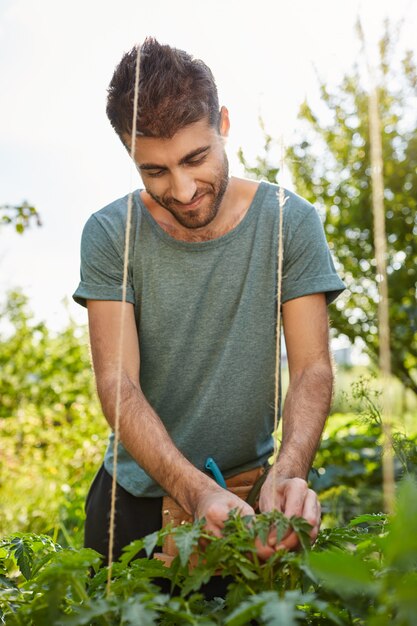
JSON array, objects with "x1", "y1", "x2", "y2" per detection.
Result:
[
  {"x1": 203, "y1": 521, "x2": 224, "y2": 539},
  {"x1": 258, "y1": 481, "x2": 286, "y2": 514},
  {"x1": 239, "y1": 502, "x2": 256, "y2": 517},
  {"x1": 276, "y1": 530, "x2": 300, "y2": 552},
  {"x1": 254, "y1": 536, "x2": 276, "y2": 561},
  {"x1": 299, "y1": 489, "x2": 320, "y2": 531},
  {"x1": 302, "y1": 490, "x2": 321, "y2": 542},
  {"x1": 276, "y1": 492, "x2": 321, "y2": 550},
  {"x1": 282, "y1": 478, "x2": 309, "y2": 518},
  {"x1": 267, "y1": 528, "x2": 277, "y2": 547},
  {"x1": 202, "y1": 498, "x2": 255, "y2": 540},
  {"x1": 202, "y1": 506, "x2": 228, "y2": 538},
  {"x1": 258, "y1": 521, "x2": 288, "y2": 551}
]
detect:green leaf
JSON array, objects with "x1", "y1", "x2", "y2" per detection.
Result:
[
  {"x1": 224, "y1": 595, "x2": 265, "y2": 626},
  {"x1": 385, "y1": 478, "x2": 417, "y2": 570},
  {"x1": 226, "y1": 580, "x2": 248, "y2": 610},
  {"x1": 10, "y1": 538, "x2": 33, "y2": 580},
  {"x1": 0, "y1": 574, "x2": 17, "y2": 589},
  {"x1": 290, "y1": 516, "x2": 313, "y2": 551},
  {"x1": 119, "y1": 538, "x2": 145, "y2": 566},
  {"x1": 173, "y1": 525, "x2": 201, "y2": 567},
  {"x1": 143, "y1": 531, "x2": 159, "y2": 558},
  {"x1": 348, "y1": 513, "x2": 386, "y2": 527},
  {"x1": 255, "y1": 517, "x2": 270, "y2": 546},
  {"x1": 129, "y1": 557, "x2": 172, "y2": 581},
  {"x1": 308, "y1": 549, "x2": 377, "y2": 597},
  {"x1": 302, "y1": 597, "x2": 347, "y2": 626},
  {"x1": 236, "y1": 563, "x2": 258, "y2": 581},
  {"x1": 58, "y1": 599, "x2": 115, "y2": 625},
  {"x1": 261, "y1": 590, "x2": 305, "y2": 626},
  {"x1": 225, "y1": 591, "x2": 306, "y2": 626},
  {"x1": 274, "y1": 515, "x2": 290, "y2": 544},
  {"x1": 121, "y1": 597, "x2": 158, "y2": 625},
  {"x1": 181, "y1": 565, "x2": 213, "y2": 595}
]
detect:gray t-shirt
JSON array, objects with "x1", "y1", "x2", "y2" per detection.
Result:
[{"x1": 73, "y1": 181, "x2": 345, "y2": 497}]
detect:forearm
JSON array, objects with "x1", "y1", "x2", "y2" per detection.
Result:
[
  {"x1": 273, "y1": 359, "x2": 333, "y2": 480},
  {"x1": 259, "y1": 296, "x2": 332, "y2": 542},
  {"x1": 98, "y1": 372, "x2": 216, "y2": 515}
]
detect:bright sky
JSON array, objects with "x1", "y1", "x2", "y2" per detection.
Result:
[{"x1": 1, "y1": 0, "x2": 416, "y2": 330}]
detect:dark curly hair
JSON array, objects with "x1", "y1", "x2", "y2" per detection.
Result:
[{"x1": 106, "y1": 37, "x2": 220, "y2": 141}]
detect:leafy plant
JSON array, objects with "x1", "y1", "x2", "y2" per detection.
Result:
[
  {"x1": 239, "y1": 22, "x2": 417, "y2": 396},
  {"x1": 310, "y1": 376, "x2": 417, "y2": 525},
  {"x1": 1, "y1": 292, "x2": 417, "y2": 623},
  {"x1": 0, "y1": 291, "x2": 106, "y2": 544},
  {"x1": 0, "y1": 479, "x2": 416, "y2": 625}
]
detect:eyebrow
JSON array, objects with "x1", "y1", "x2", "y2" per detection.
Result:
[{"x1": 138, "y1": 145, "x2": 211, "y2": 171}]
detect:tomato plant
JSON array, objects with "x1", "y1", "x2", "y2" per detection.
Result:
[{"x1": 0, "y1": 479, "x2": 416, "y2": 625}]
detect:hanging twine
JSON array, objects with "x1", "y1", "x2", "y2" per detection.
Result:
[
  {"x1": 106, "y1": 44, "x2": 142, "y2": 595},
  {"x1": 271, "y1": 141, "x2": 287, "y2": 506},
  {"x1": 368, "y1": 78, "x2": 395, "y2": 515},
  {"x1": 357, "y1": 16, "x2": 395, "y2": 515}
]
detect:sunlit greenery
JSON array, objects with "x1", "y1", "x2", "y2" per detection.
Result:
[
  {"x1": 1, "y1": 291, "x2": 416, "y2": 547},
  {"x1": 0, "y1": 203, "x2": 41, "y2": 234},
  {"x1": 239, "y1": 23, "x2": 417, "y2": 396},
  {"x1": 0, "y1": 291, "x2": 106, "y2": 546}
]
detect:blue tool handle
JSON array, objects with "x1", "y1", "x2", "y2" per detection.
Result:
[{"x1": 205, "y1": 457, "x2": 227, "y2": 488}]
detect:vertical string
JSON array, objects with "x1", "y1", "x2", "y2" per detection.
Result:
[
  {"x1": 358, "y1": 16, "x2": 395, "y2": 515},
  {"x1": 106, "y1": 45, "x2": 141, "y2": 595},
  {"x1": 368, "y1": 74, "x2": 395, "y2": 515},
  {"x1": 272, "y1": 140, "x2": 287, "y2": 505}
]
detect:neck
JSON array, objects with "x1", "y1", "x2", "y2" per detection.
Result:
[
  {"x1": 157, "y1": 215, "x2": 241, "y2": 242},
  {"x1": 141, "y1": 177, "x2": 259, "y2": 243}
]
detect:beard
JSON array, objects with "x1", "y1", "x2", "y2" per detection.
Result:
[{"x1": 147, "y1": 154, "x2": 229, "y2": 230}]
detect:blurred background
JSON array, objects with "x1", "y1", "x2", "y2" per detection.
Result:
[{"x1": 1, "y1": 0, "x2": 416, "y2": 544}]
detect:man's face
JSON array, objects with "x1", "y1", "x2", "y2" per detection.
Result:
[{"x1": 126, "y1": 114, "x2": 230, "y2": 230}]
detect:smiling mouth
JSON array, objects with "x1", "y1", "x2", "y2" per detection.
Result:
[{"x1": 173, "y1": 193, "x2": 207, "y2": 210}]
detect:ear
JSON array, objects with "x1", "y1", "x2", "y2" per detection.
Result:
[{"x1": 219, "y1": 106, "x2": 230, "y2": 138}]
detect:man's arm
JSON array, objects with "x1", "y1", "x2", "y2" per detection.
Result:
[
  {"x1": 258, "y1": 292, "x2": 332, "y2": 555},
  {"x1": 87, "y1": 299, "x2": 255, "y2": 537}
]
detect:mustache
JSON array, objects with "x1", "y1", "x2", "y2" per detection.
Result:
[{"x1": 163, "y1": 188, "x2": 212, "y2": 208}]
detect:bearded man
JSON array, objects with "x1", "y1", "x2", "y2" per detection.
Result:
[{"x1": 73, "y1": 37, "x2": 345, "y2": 575}]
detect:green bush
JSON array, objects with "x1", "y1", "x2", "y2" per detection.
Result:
[
  {"x1": 0, "y1": 291, "x2": 106, "y2": 545},
  {"x1": 0, "y1": 479, "x2": 416, "y2": 624},
  {"x1": 1, "y1": 291, "x2": 417, "y2": 623}
]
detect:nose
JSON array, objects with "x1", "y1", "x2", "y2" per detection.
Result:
[{"x1": 170, "y1": 170, "x2": 198, "y2": 205}]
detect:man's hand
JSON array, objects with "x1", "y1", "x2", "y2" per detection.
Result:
[
  {"x1": 194, "y1": 487, "x2": 282, "y2": 562},
  {"x1": 194, "y1": 487, "x2": 255, "y2": 539},
  {"x1": 257, "y1": 473, "x2": 321, "y2": 558}
]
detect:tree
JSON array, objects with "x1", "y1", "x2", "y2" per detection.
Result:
[
  {"x1": 0, "y1": 202, "x2": 41, "y2": 233},
  {"x1": 0, "y1": 291, "x2": 96, "y2": 419},
  {"x1": 240, "y1": 24, "x2": 417, "y2": 395}
]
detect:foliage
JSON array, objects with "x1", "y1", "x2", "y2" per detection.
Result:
[
  {"x1": 1, "y1": 293, "x2": 417, "y2": 622},
  {"x1": 0, "y1": 479, "x2": 417, "y2": 625},
  {"x1": 0, "y1": 291, "x2": 106, "y2": 545},
  {"x1": 1, "y1": 291, "x2": 416, "y2": 542},
  {"x1": 0, "y1": 291, "x2": 95, "y2": 418},
  {"x1": 311, "y1": 376, "x2": 417, "y2": 526},
  {"x1": 0, "y1": 203, "x2": 41, "y2": 234},
  {"x1": 330, "y1": 365, "x2": 417, "y2": 424},
  {"x1": 239, "y1": 23, "x2": 417, "y2": 395},
  {"x1": 237, "y1": 119, "x2": 281, "y2": 186}
]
